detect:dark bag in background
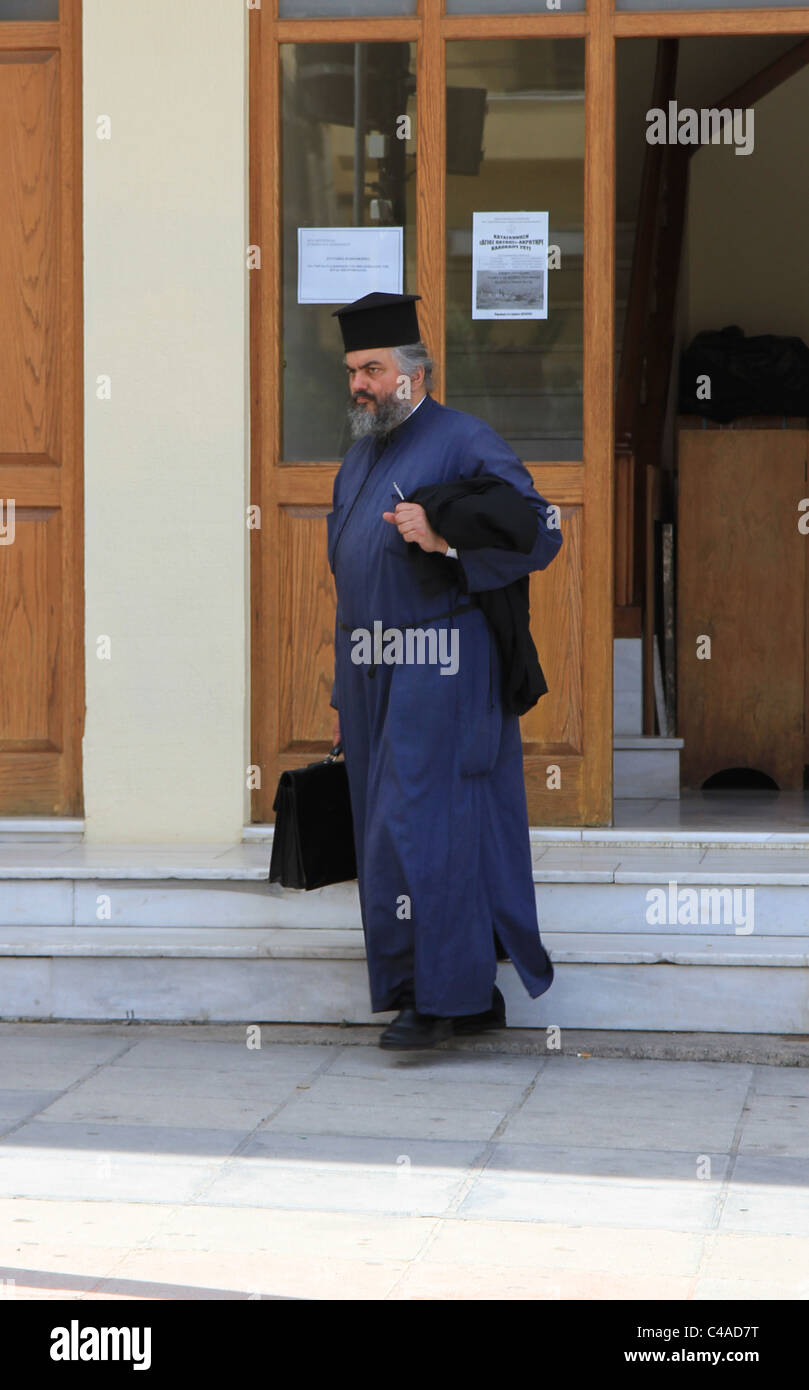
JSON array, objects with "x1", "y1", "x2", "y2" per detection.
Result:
[
  {"x1": 678, "y1": 325, "x2": 809, "y2": 423},
  {"x1": 268, "y1": 743, "x2": 357, "y2": 890}
]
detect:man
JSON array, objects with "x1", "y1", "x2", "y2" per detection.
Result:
[{"x1": 327, "y1": 291, "x2": 563, "y2": 1050}]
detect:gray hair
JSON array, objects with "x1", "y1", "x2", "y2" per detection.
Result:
[{"x1": 392, "y1": 341, "x2": 435, "y2": 394}]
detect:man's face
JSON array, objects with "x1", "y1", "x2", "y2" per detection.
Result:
[
  {"x1": 344, "y1": 345, "x2": 426, "y2": 440},
  {"x1": 344, "y1": 347, "x2": 401, "y2": 413}
]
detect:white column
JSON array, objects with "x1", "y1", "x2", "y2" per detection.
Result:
[{"x1": 82, "y1": 0, "x2": 249, "y2": 841}]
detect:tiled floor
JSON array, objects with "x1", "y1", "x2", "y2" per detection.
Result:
[
  {"x1": 613, "y1": 792, "x2": 809, "y2": 834},
  {"x1": 1, "y1": 1027, "x2": 807, "y2": 1300}
]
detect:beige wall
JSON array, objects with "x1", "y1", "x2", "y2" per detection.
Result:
[
  {"x1": 82, "y1": 0, "x2": 249, "y2": 841},
  {"x1": 687, "y1": 65, "x2": 809, "y2": 342}
]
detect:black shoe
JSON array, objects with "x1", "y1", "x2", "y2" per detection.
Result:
[
  {"x1": 379, "y1": 1007, "x2": 453, "y2": 1050},
  {"x1": 452, "y1": 985, "x2": 507, "y2": 1036}
]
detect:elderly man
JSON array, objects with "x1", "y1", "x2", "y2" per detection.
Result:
[{"x1": 327, "y1": 291, "x2": 562, "y2": 1049}]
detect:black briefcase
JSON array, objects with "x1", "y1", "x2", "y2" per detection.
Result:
[{"x1": 268, "y1": 743, "x2": 357, "y2": 890}]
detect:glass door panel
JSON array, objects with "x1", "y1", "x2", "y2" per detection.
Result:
[
  {"x1": 446, "y1": 38, "x2": 585, "y2": 460},
  {"x1": 617, "y1": 0, "x2": 805, "y2": 9},
  {"x1": 0, "y1": 0, "x2": 58, "y2": 16},
  {"x1": 281, "y1": 41, "x2": 417, "y2": 461},
  {"x1": 447, "y1": 1, "x2": 585, "y2": 12},
  {"x1": 279, "y1": 1, "x2": 416, "y2": 14}
]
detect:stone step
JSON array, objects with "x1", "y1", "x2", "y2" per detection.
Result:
[
  {"x1": 2, "y1": 925, "x2": 805, "y2": 963},
  {"x1": 0, "y1": 842, "x2": 807, "y2": 1031},
  {"x1": 530, "y1": 830, "x2": 809, "y2": 850},
  {"x1": 614, "y1": 736, "x2": 684, "y2": 801},
  {"x1": 1, "y1": 853, "x2": 808, "y2": 928},
  {"x1": 0, "y1": 818, "x2": 84, "y2": 845},
  {"x1": 247, "y1": 824, "x2": 809, "y2": 851},
  {"x1": 1, "y1": 926, "x2": 807, "y2": 1032}
]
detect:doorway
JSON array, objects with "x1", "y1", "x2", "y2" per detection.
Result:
[{"x1": 614, "y1": 31, "x2": 809, "y2": 828}]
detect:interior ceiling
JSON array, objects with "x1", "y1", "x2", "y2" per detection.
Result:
[{"x1": 616, "y1": 35, "x2": 802, "y2": 220}]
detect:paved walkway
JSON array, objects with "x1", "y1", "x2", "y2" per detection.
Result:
[{"x1": 0, "y1": 1025, "x2": 807, "y2": 1300}]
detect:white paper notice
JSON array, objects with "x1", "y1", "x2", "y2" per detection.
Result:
[
  {"x1": 472, "y1": 212, "x2": 549, "y2": 320},
  {"x1": 298, "y1": 227, "x2": 403, "y2": 305}
]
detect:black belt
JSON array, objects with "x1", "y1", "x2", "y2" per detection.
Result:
[{"x1": 338, "y1": 603, "x2": 477, "y2": 678}]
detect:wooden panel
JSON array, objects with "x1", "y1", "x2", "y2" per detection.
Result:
[
  {"x1": 0, "y1": 23, "x2": 59, "y2": 47},
  {"x1": 275, "y1": 20, "x2": 419, "y2": 41},
  {"x1": 523, "y1": 755, "x2": 585, "y2": 825},
  {"x1": 0, "y1": 461, "x2": 60, "y2": 504},
  {"x1": 521, "y1": 503, "x2": 583, "y2": 753},
  {"x1": 0, "y1": 50, "x2": 59, "y2": 455},
  {"x1": 440, "y1": 15, "x2": 587, "y2": 37},
  {"x1": 677, "y1": 427, "x2": 807, "y2": 791},
  {"x1": 0, "y1": 1, "x2": 83, "y2": 815},
  {"x1": 614, "y1": 11, "x2": 809, "y2": 37},
  {"x1": 526, "y1": 463, "x2": 584, "y2": 506},
  {"x1": 277, "y1": 508, "x2": 336, "y2": 751},
  {"x1": 580, "y1": 0, "x2": 615, "y2": 823},
  {"x1": 525, "y1": 460, "x2": 584, "y2": 793},
  {"x1": 276, "y1": 462, "x2": 584, "y2": 507},
  {"x1": 0, "y1": 509, "x2": 61, "y2": 748}
]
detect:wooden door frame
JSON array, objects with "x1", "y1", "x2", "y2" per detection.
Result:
[
  {"x1": 249, "y1": 0, "x2": 809, "y2": 827},
  {"x1": 0, "y1": 0, "x2": 84, "y2": 816}
]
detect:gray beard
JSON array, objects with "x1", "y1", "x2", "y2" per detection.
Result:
[{"x1": 346, "y1": 392, "x2": 415, "y2": 440}]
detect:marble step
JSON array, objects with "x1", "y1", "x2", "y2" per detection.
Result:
[
  {"x1": 1, "y1": 927, "x2": 807, "y2": 1032},
  {"x1": 0, "y1": 872, "x2": 808, "y2": 935},
  {"x1": 529, "y1": 830, "x2": 809, "y2": 848},
  {"x1": 3, "y1": 925, "x2": 806, "y2": 964},
  {"x1": 246, "y1": 808, "x2": 809, "y2": 850},
  {"x1": 0, "y1": 847, "x2": 808, "y2": 936},
  {"x1": 0, "y1": 818, "x2": 84, "y2": 844},
  {"x1": 614, "y1": 736, "x2": 684, "y2": 800}
]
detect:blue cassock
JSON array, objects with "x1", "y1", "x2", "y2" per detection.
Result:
[{"x1": 327, "y1": 392, "x2": 563, "y2": 1017}]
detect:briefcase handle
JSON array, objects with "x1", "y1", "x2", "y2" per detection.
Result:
[{"x1": 324, "y1": 741, "x2": 343, "y2": 762}]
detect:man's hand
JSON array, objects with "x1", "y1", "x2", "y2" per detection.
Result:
[
  {"x1": 382, "y1": 502, "x2": 449, "y2": 554},
  {"x1": 332, "y1": 715, "x2": 340, "y2": 747}
]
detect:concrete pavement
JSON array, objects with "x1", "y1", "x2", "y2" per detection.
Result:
[{"x1": 0, "y1": 1023, "x2": 807, "y2": 1301}]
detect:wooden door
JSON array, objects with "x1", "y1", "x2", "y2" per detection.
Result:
[
  {"x1": 250, "y1": 0, "x2": 614, "y2": 826},
  {"x1": 677, "y1": 423, "x2": 808, "y2": 792},
  {"x1": 0, "y1": 2, "x2": 84, "y2": 815}
]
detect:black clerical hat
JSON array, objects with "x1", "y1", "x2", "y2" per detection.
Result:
[{"x1": 332, "y1": 292, "x2": 422, "y2": 352}]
